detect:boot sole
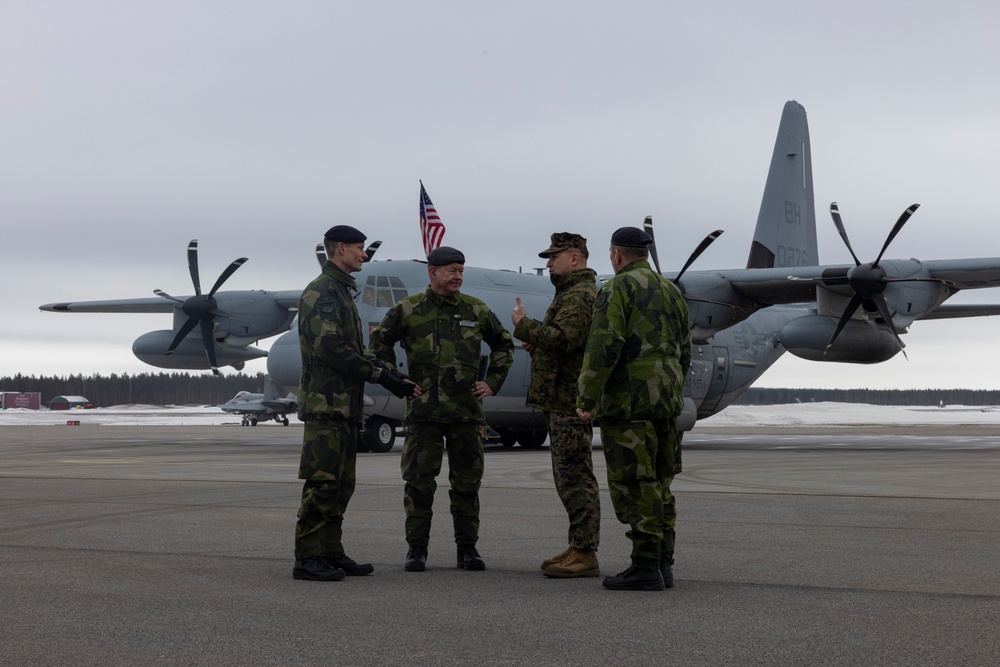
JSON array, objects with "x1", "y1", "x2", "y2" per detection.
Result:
[
  {"x1": 542, "y1": 568, "x2": 601, "y2": 579},
  {"x1": 542, "y1": 568, "x2": 601, "y2": 578},
  {"x1": 457, "y1": 561, "x2": 486, "y2": 571},
  {"x1": 602, "y1": 581, "x2": 665, "y2": 591},
  {"x1": 292, "y1": 570, "x2": 346, "y2": 582},
  {"x1": 404, "y1": 563, "x2": 426, "y2": 572}
]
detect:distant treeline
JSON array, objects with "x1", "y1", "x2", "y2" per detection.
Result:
[
  {"x1": 0, "y1": 372, "x2": 268, "y2": 407},
  {"x1": 734, "y1": 387, "x2": 1000, "y2": 407},
  {"x1": 4, "y1": 372, "x2": 999, "y2": 408}
]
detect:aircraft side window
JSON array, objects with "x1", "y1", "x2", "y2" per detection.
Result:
[
  {"x1": 362, "y1": 285, "x2": 376, "y2": 306},
  {"x1": 392, "y1": 289, "x2": 408, "y2": 303},
  {"x1": 377, "y1": 289, "x2": 395, "y2": 307}
]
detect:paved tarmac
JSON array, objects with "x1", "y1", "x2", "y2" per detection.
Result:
[{"x1": 2, "y1": 424, "x2": 999, "y2": 666}]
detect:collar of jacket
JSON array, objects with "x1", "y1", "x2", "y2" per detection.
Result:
[
  {"x1": 618, "y1": 259, "x2": 653, "y2": 275},
  {"x1": 323, "y1": 261, "x2": 358, "y2": 292},
  {"x1": 550, "y1": 267, "x2": 598, "y2": 290},
  {"x1": 424, "y1": 286, "x2": 460, "y2": 307}
]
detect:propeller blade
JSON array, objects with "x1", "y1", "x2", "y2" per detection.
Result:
[
  {"x1": 363, "y1": 240, "x2": 382, "y2": 263},
  {"x1": 675, "y1": 230, "x2": 724, "y2": 284},
  {"x1": 207, "y1": 257, "x2": 248, "y2": 297},
  {"x1": 153, "y1": 289, "x2": 183, "y2": 303},
  {"x1": 825, "y1": 294, "x2": 863, "y2": 352},
  {"x1": 872, "y1": 293, "x2": 908, "y2": 359},
  {"x1": 165, "y1": 317, "x2": 199, "y2": 355},
  {"x1": 187, "y1": 240, "x2": 202, "y2": 295},
  {"x1": 873, "y1": 203, "x2": 919, "y2": 267},
  {"x1": 642, "y1": 216, "x2": 661, "y2": 274},
  {"x1": 315, "y1": 243, "x2": 327, "y2": 269},
  {"x1": 829, "y1": 203, "x2": 862, "y2": 267},
  {"x1": 199, "y1": 320, "x2": 221, "y2": 375}
]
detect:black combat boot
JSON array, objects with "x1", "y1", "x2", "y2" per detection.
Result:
[
  {"x1": 292, "y1": 557, "x2": 346, "y2": 582},
  {"x1": 322, "y1": 553, "x2": 374, "y2": 576},
  {"x1": 456, "y1": 544, "x2": 486, "y2": 570},
  {"x1": 602, "y1": 565, "x2": 665, "y2": 591},
  {"x1": 404, "y1": 546, "x2": 428, "y2": 572},
  {"x1": 660, "y1": 561, "x2": 674, "y2": 588}
]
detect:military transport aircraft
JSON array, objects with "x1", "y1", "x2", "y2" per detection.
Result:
[
  {"x1": 217, "y1": 375, "x2": 297, "y2": 426},
  {"x1": 40, "y1": 101, "x2": 1000, "y2": 451}
]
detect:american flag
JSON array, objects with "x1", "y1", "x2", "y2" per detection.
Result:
[{"x1": 419, "y1": 181, "x2": 446, "y2": 257}]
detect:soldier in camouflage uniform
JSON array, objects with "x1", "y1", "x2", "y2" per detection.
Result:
[
  {"x1": 370, "y1": 246, "x2": 514, "y2": 573},
  {"x1": 576, "y1": 226, "x2": 691, "y2": 592},
  {"x1": 293, "y1": 225, "x2": 417, "y2": 582},
  {"x1": 511, "y1": 232, "x2": 601, "y2": 578}
]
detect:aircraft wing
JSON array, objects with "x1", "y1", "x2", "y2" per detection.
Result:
[
  {"x1": 39, "y1": 298, "x2": 177, "y2": 313},
  {"x1": 919, "y1": 258, "x2": 1000, "y2": 289},
  {"x1": 918, "y1": 304, "x2": 1000, "y2": 320},
  {"x1": 723, "y1": 257, "x2": 1000, "y2": 306}
]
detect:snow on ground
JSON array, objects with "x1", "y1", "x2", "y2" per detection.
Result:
[
  {"x1": 697, "y1": 402, "x2": 1000, "y2": 427},
  {"x1": 0, "y1": 405, "x2": 247, "y2": 427},
  {"x1": 2, "y1": 402, "x2": 1000, "y2": 427}
]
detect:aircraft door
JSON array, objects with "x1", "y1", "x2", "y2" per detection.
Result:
[{"x1": 701, "y1": 346, "x2": 730, "y2": 414}]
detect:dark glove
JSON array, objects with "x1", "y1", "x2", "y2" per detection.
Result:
[{"x1": 377, "y1": 369, "x2": 416, "y2": 399}]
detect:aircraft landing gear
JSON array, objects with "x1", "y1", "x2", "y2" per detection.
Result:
[
  {"x1": 241, "y1": 417, "x2": 250, "y2": 427},
  {"x1": 363, "y1": 416, "x2": 398, "y2": 453}
]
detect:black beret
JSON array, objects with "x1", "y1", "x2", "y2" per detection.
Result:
[
  {"x1": 426, "y1": 246, "x2": 466, "y2": 267},
  {"x1": 610, "y1": 226, "x2": 653, "y2": 248},
  {"x1": 324, "y1": 225, "x2": 367, "y2": 243},
  {"x1": 538, "y1": 232, "x2": 588, "y2": 258}
]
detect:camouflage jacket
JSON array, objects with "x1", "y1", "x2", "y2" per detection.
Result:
[
  {"x1": 577, "y1": 259, "x2": 691, "y2": 423},
  {"x1": 297, "y1": 262, "x2": 385, "y2": 424},
  {"x1": 513, "y1": 268, "x2": 598, "y2": 414},
  {"x1": 370, "y1": 288, "x2": 514, "y2": 424}
]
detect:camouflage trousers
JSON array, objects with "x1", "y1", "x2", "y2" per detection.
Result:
[
  {"x1": 599, "y1": 417, "x2": 682, "y2": 569},
  {"x1": 401, "y1": 421, "x2": 484, "y2": 547},
  {"x1": 294, "y1": 421, "x2": 359, "y2": 559},
  {"x1": 545, "y1": 411, "x2": 601, "y2": 550}
]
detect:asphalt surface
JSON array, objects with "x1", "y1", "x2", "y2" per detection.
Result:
[{"x1": 2, "y1": 424, "x2": 999, "y2": 666}]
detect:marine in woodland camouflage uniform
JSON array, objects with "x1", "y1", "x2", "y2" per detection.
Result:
[
  {"x1": 576, "y1": 226, "x2": 691, "y2": 591},
  {"x1": 370, "y1": 246, "x2": 514, "y2": 572},
  {"x1": 293, "y1": 225, "x2": 416, "y2": 582},
  {"x1": 511, "y1": 232, "x2": 601, "y2": 578}
]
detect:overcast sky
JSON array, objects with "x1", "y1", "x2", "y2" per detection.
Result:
[{"x1": 3, "y1": 1, "x2": 1000, "y2": 389}]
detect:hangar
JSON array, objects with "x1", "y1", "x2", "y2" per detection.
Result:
[{"x1": 48, "y1": 396, "x2": 93, "y2": 410}]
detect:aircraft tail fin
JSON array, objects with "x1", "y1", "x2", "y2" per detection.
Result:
[
  {"x1": 746, "y1": 101, "x2": 818, "y2": 269},
  {"x1": 262, "y1": 374, "x2": 282, "y2": 401}
]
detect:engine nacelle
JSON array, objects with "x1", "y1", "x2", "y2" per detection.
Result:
[
  {"x1": 133, "y1": 330, "x2": 267, "y2": 370},
  {"x1": 778, "y1": 315, "x2": 902, "y2": 364},
  {"x1": 679, "y1": 273, "x2": 759, "y2": 343}
]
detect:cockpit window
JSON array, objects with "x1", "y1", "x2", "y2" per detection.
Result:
[{"x1": 364, "y1": 275, "x2": 408, "y2": 308}]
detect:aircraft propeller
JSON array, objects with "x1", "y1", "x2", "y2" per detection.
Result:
[
  {"x1": 824, "y1": 202, "x2": 920, "y2": 357},
  {"x1": 154, "y1": 240, "x2": 248, "y2": 375},
  {"x1": 314, "y1": 240, "x2": 383, "y2": 268},
  {"x1": 642, "y1": 216, "x2": 724, "y2": 283},
  {"x1": 643, "y1": 216, "x2": 661, "y2": 274},
  {"x1": 675, "y1": 229, "x2": 724, "y2": 284}
]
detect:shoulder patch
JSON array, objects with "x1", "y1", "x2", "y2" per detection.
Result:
[{"x1": 594, "y1": 289, "x2": 609, "y2": 310}]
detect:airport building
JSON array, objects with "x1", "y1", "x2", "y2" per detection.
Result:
[{"x1": 48, "y1": 395, "x2": 94, "y2": 410}]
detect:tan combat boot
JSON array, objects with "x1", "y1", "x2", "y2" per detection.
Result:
[
  {"x1": 540, "y1": 546, "x2": 573, "y2": 570},
  {"x1": 542, "y1": 548, "x2": 600, "y2": 578}
]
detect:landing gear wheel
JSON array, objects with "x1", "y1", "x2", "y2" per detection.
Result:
[
  {"x1": 364, "y1": 416, "x2": 397, "y2": 453},
  {"x1": 250, "y1": 417, "x2": 258, "y2": 426},
  {"x1": 517, "y1": 430, "x2": 547, "y2": 448},
  {"x1": 495, "y1": 428, "x2": 517, "y2": 448},
  {"x1": 281, "y1": 417, "x2": 289, "y2": 426}
]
